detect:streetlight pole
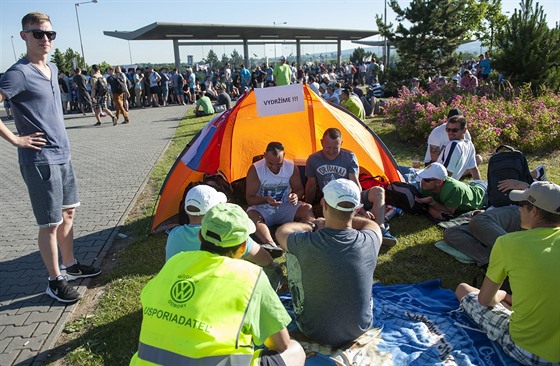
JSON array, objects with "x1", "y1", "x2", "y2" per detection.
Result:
[
  {"x1": 272, "y1": 22, "x2": 287, "y2": 61},
  {"x1": 384, "y1": 0, "x2": 388, "y2": 67},
  {"x1": 74, "y1": 0, "x2": 98, "y2": 68},
  {"x1": 10, "y1": 36, "x2": 17, "y2": 62}
]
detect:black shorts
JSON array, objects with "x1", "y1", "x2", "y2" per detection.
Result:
[{"x1": 259, "y1": 350, "x2": 286, "y2": 366}]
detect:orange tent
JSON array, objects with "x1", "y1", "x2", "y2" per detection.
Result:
[{"x1": 151, "y1": 85, "x2": 402, "y2": 233}]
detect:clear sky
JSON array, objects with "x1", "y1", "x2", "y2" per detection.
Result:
[{"x1": 1, "y1": 0, "x2": 559, "y2": 72}]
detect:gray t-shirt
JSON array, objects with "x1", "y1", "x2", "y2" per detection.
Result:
[
  {"x1": 287, "y1": 228, "x2": 380, "y2": 346},
  {"x1": 0, "y1": 59, "x2": 70, "y2": 165},
  {"x1": 305, "y1": 149, "x2": 359, "y2": 190}
]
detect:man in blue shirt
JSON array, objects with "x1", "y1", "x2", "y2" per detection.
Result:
[{"x1": 0, "y1": 12, "x2": 101, "y2": 304}]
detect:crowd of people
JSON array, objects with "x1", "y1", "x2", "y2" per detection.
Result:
[{"x1": 1, "y1": 11, "x2": 558, "y2": 366}]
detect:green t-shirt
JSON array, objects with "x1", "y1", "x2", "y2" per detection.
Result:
[
  {"x1": 196, "y1": 96, "x2": 215, "y2": 114},
  {"x1": 273, "y1": 64, "x2": 291, "y2": 86},
  {"x1": 487, "y1": 227, "x2": 560, "y2": 362},
  {"x1": 243, "y1": 273, "x2": 292, "y2": 345},
  {"x1": 421, "y1": 177, "x2": 485, "y2": 213},
  {"x1": 341, "y1": 97, "x2": 364, "y2": 121}
]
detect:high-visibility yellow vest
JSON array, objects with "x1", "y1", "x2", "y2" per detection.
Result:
[{"x1": 130, "y1": 251, "x2": 263, "y2": 366}]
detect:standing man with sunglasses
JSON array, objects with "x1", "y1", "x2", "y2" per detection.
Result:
[
  {"x1": 0, "y1": 12, "x2": 101, "y2": 304},
  {"x1": 436, "y1": 115, "x2": 482, "y2": 180}
]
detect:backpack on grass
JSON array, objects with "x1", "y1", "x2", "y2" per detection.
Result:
[
  {"x1": 487, "y1": 145, "x2": 533, "y2": 207},
  {"x1": 384, "y1": 182, "x2": 427, "y2": 214}
]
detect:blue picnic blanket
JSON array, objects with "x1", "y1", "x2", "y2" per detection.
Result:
[{"x1": 280, "y1": 279, "x2": 520, "y2": 365}]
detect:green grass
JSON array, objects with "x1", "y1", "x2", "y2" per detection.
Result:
[{"x1": 49, "y1": 114, "x2": 559, "y2": 366}]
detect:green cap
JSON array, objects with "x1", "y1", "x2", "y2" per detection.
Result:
[{"x1": 201, "y1": 203, "x2": 256, "y2": 247}]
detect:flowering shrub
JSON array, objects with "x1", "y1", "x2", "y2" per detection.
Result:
[{"x1": 384, "y1": 83, "x2": 560, "y2": 153}]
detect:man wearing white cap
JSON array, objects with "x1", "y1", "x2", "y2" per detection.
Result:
[
  {"x1": 455, "y1": 181, "x2": 560, "y2": 365},
  {"x1": 132, "y1": 203, "x2": 306, "y2": 366},
  {"x1": 276, "y1": 178, "x2": 382, "y2": 347},
  {"x1": 273, "y1": 55, "x2": 291, "y2": 86},
  {"x1": 165, "y1": 185, "x2": 273, "y2": 269},
  {"x1": 415, "y1": 162, "x2": 486, "y2": 221}
]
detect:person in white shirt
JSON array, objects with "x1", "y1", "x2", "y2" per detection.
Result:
[
  {"x1": 437, "y1": 115, "x2": 481, "y2": 180},
  {"x1": 424, "y1": 108, "x2": 473, "y2": 165}
]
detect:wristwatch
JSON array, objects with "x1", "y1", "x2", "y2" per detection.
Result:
[{"x1": 307, "y1": 221, "x2": 317, "y2": 232}]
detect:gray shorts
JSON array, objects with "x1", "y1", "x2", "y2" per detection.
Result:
[
  {"x1": 20, "y1": 161, "x2": 80, "y2": 228},
  {"x1": 248, "y1": 202, "x2": 303, "y2": 227}
]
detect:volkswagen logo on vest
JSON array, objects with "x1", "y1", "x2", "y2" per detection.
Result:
[{"x1": 170, "y1": 279, "x2": 195, "y2": 304}]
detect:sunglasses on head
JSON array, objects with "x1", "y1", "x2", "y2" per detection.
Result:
[
  {"x1": 24, "y1": 29, "x2": 57, "y2": 41},
  {"x1": 445, "y1": 127, "x2": 461, "y2": 133}
]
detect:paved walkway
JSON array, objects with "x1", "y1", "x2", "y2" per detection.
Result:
[{"x1": 0, "y1": 105, "x2": 188, "y2": 365}]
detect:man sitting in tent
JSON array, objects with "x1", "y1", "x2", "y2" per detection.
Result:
[
  {"x1": 275, "y1": 178, "x2": 382, "y2": 347},
  {"x1": 304, "y1": 128, "x2": 397, "y2": 246},
  {"x1": 131, "y1": 203, "x2": 306, "y2": 366},
  {"x1": 246, "y1": 142, "x2": 315, "y2": 249}
]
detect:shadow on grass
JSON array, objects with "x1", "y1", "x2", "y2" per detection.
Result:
[
  {"x1": 43, "y1": 309, "x2": 142, "y2": 366},
  {"x1": 376, "y1": 213, "x2": 481, "y2": 290}
]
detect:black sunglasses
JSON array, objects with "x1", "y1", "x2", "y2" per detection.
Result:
[
  {"x1": 445, "y1": 127, "x2": 461, "y2": 133},
  {"x1": 422, "y1": 178, "x2": 437, "y2": 182},
  {"x1": 24, "y1": 29, "x2": 57, "y2": 41}
]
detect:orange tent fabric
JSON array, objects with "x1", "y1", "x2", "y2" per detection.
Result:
[{"x1": 152, "y1": 85, "x2": 402, "y2": 233}]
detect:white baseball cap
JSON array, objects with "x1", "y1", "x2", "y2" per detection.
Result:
[
  {"x1": 323, "y1": 178, "x2": 362, "y2": 212},
  {"x1": 417, "y1": 163, "x2": 448, "y2": 181},
  {"x1": 509, "y1": 181, "x2": 560, "y2": 215},
  {"x1": 184, "y1": 185, "x2": 227, "y2": 216}
]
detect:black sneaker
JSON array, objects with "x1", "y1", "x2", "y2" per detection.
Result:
[
  {"x1": 46, "y1": 277, "x2": 81, "y2": 303},
  {"x1": 63, "y1": 261, "x2": 102, "y2": 281}
]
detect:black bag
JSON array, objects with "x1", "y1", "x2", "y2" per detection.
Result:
[
  {"x1": 487, "y1": 145, "x2": 533, "y2": 207},
  {"x1": 95, "y1": 77, "x2": 107, "y2": 96},
  {"x1": 385, "y1": 182, "x2": 427, "y2": 214},
  {"x1": 111, "y1": 75, "x2": 126, "y2": 93}
]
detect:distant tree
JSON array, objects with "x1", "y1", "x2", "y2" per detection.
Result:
[
  {"x1": 473, "y1": 0, "x2": 508, "y2": 52},
  {"x1": 230, "y1": 49, "x2": 243, "y2": 68},
  {"x1": 220, "y1": 53, "x2": 231, "y2": 69},
  {"x1": 51, "y1": 47, "x2": 84, "y2": 73},
  {"x1": 350, "y1": 47, "x2": 373, "y2": 64},
  {"x1": 98, "y1": 62, "x2": 112, "y2": 73},
  {"x1": 376, "y1": 0, "x2": 485, "y2": 78},
  {"x1": 493, "y1": 0, "x2": 560, "y2": 93},
  {"x1": 206, "y1": 50, "x2": 219, "y2": 69}
]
